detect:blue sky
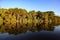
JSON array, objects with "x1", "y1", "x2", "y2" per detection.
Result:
[{"x1": 0, "y1": 0, "x2": 60, "y2": 16}]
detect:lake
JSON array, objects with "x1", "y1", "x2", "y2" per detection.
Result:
[{"x1": 0, "y1": 23, "x2": 60, "y2": 40}]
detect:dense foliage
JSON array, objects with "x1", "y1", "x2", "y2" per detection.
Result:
[
  {"x1": 0, "y1": 8, "x2": 60, "y2": 25},
  {"x1": 0, "y1": 8, "x2": 60, "y2": 34}
]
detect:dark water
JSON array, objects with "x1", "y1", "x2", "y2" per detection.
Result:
[{"x1": 0, "y1": 23, "x2": 60, "y2": 40}]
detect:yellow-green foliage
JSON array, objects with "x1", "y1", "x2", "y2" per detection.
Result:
[
  {"x1": 0, "y1": 17, "x2": 3, "y2": 25},
  {"x1": 0, "y1": 8, "x2": 60, "y2": 25}
]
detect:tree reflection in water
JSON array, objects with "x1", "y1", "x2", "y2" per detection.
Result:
[{"x1": 0, "y1": 22, "x2": 60, "y2": 35}]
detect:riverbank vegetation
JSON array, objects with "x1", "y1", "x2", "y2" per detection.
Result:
[
  {"x1": 0, "y1": 8, "x2": 60, "y2": 34},
  {"x1": 0, "y1": 8, "x2": 60, "y2": 25}
]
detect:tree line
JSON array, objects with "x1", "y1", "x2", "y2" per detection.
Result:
[{"x1": 0, "y1": 8, "x2": 60, "y2": 25}]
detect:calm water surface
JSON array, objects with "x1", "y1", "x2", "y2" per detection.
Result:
[{"x1": 0, "y1": 23, "x2": 60, "y2": 40}]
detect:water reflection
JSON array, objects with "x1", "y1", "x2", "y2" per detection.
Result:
[{"x1": 0, "y1": 22, "x2": 60, "y2": 35}]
